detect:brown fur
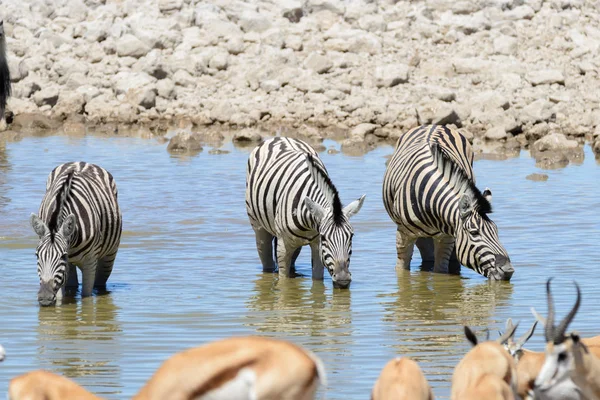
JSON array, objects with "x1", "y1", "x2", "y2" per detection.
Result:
[
  {"x1": 8, "y1": 370, "x2": 102, "y2": 400},
  {"x1": 460, "y1": 374, "x2": 515, "y2": 400},
  {"x1": 451, "y1": 340, "x2": 517, "y2": 399},
  {"x1": 514, "y1": 337, "x2": 600, "y2": 398},
  {"x1": 371, "y1": 357, "x2": 434, "y2": 400},
  {"x1": 133, "y1": 336, "x2": 324, "y2": 400}
]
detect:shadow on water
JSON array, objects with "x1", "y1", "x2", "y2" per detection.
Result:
[
  {"x1": 245, "y1": 273, "x2": 352, "y2": 347},
  {"x1": 36, "y1": 292, "x2": 123, "y2": 397}
]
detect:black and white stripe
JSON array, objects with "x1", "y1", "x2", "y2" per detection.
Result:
[
  {"x1": 30, "y1": 162, "x2": 122, "y2": 305},
  {"x1": 382, "y1": 125, "x2": 513, "y2": 280},
  {"x1": 245, "y1": 137, "x2": 365, "y2": 287},
  {"x1": 0, "y1": 20, "x2": 12, "y2": 121}
]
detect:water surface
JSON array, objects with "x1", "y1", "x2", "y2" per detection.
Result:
[{"x1": 0, "y1": 131, "x2": 599, "y2": 398}]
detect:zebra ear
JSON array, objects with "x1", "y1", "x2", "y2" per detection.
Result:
[
  {"x1": 483, "y1": 187, "x2": 492, "y2": 204},
  {"x1": 60, "y1": 214, "x2": 76, "y2": 239},
  {"x1": 342, "y1": 194, "x2": 366, "y2": 218},
  {"x1": 304, "y1": 197, "x2": 325, "y2": 223},
  {"x1": 30, "y1": 213, "x2": 48, "y2": 238},
  {"x1": 458, "y1": 193, "x2": 474, "y2": 220}
]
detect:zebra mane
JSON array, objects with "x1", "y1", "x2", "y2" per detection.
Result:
[
  {"x1": 306, "y1": 154, "x2": 344, "y2": 226},
  {"x1": 48, "y1": 170, "x2": 75, "y2": 240},
  {"x1": 430, "y1": 142, "x2": 492, "y2": 218}
]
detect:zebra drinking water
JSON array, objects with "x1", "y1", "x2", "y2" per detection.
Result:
[
  {"x1": 382, "y1": 125, "x2": 513, "y2": 280},
  {"x1": 30, "y1": 162, "x2": 122, "y2": 305},
  {"x1": 245, "y1": 137, "x2": 365, "y2": 288}
]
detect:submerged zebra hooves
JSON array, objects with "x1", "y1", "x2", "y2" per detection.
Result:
[
  {"x1": 0, "y1": 20, "x2": 11, "y2": 121},
  {"x1": 30, "y1": 162, "x2": 123, "y2": 306},
  {"x1": 382, "y1": 124, "x2": 513, "y2": 281},
  {"x1": 245, "y1": 137, "x2": 365, "y2": 288}
]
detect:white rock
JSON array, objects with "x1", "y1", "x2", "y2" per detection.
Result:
[
  {"x1": 167, "y1": 132, "x2": 203, "y2": 152},
  {"x1": 281, "y1": 0, "x2": 304, "y2": 22},
  {"x1": 260, "y1": 80, "x2": 281, "y2": 93},
  {"x1": 239, "y1": 11, "x2": 272, "y2": 33},
  {"x1": 113, "y1": 72, "x2": 155, "y2": 95},
  {"x1": 374, "y1": 64, "x2": 409, "y2": 87},
  {"x1": 33, "y1": 86, "x2": 60, "y2": 107},
  {"x1": 172, "y1": 70, "x2": 195, "y2": 87},
  {"x1": 504, "y1": 5, "x2": 535, "y2": 20},
  {"x1": 285, "y1": 35, "x2": 303, "y2": 51},
  {"x1": 159, "y1": 0, "x2": 183, "y2": 13},
  {"x1": 52, "y1": 91, "x2": 85, "y2": 118},
  {"x1": 304, "y1": 52, "x2": 333, "y2": 74},
  {"x1": 227, "y1": 37, "x2": 245, "y2": 55},
  {"x1": 126, "y1": 86, "x2": 157, "y2": 109},
  {"x1": 8, "y1": 57, "x2": 27, "y2": 82},
  {"x1": 358, "y1": 14, "x2": 387, "y2": 33},
  {"x1": 116, "y1": 34, "x2": 150, "y2": 58},
  {"x1": 493, "y1": 35, "x2": 518, "y2": 55},
  {"x1": 527, "y1": 70, "x2": 565, "y2": 86},
  {"x1": 533, "y1": 133, "x2": 578, "y2": 151},
  {"x1": 521, "y1": 99, "x2": 555, "y2": 124},
  {"x1": 156, "y1": 79, "x2": 176, "y2": 99},
  {"x1": 485, "y1": 126, "x2": 508, "y2": 140},
  {"x1": 452, "y1": 58, "x2": 491, "y2": 74},
  {"x1": 307, "y1": 0, "x2": 345, "y2": 15},
  {"x1": 209, "y1": 52, "x2": 229, "y2": 71},
  {"x1": 351, "y1": 123, "x2": 379, "y2": 138}
]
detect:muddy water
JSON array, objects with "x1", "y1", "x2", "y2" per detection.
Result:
[{"x1": 0, "y1": 131, "x2": 599, "y2": 399}]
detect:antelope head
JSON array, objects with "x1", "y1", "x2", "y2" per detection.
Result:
[
  {"x1": 498, "y1": 318, "x2": 538, "y2": 361},
  {"x1": 532, "y1": 278, "x2": 582, "y2": 393}
]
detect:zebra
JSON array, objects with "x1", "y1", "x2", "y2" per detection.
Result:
[
  {"x1": 245, "y1": 137, "x2": 365, "y2": 288},
  {"x1": 30, "y1": 162, "x2": 122, "y2": 306},
  {"x1": 382, "y1": 125, "x2": 513, "y2": 280},
  {"x1": 0, "y1": 20, "x2": 11, "y2": 121}
]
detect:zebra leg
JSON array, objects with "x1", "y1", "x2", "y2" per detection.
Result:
[
  {"x1": 276, "y1": 238, "x2": 300, "y2": 278},
  {"x1": 433, "y1": 235, "x2": 455, "y2": 274},
  {"x1": 310, "y1": 240, "x2": 325, "y2": 280},
  {"x1": 253, "y1": 227, "x2": 276, "y2": 272},
  {"x1": 395, "y1": 229, "x2": 415, "y2": 270},
  {"x1": 80, "y1": 259, "x2": 98, "y2": 298},
  {"x1": 415, "y1": 237, "x2": 435, "y2": 271},
  {"x1": 290, "y1": 246, "x2": 302, "y2": 272},
  {"x1": 65, "y1": 262, "x2": 79, "y2": 289},
  {"x1": 95, "y1": 252, "x2": 117, "y2": 288}
]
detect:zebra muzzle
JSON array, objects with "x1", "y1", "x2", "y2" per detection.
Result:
[
  {"x1": 332, "y1": 262, "x2": 351, "y2": 288},
  {"x1": 37, "y1": 283, "x2": 56, "y2": 306},
  {"x1": 489, "y1": 254, "x2": 514, "y2": 281}
]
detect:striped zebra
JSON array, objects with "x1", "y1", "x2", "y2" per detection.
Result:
[
  {"x1": 30, "y1": 162, "x2": 122, "y2": 306},
  {"x1": 382, "y1": 125, "x2": 513, "y2": 280},
  {"x1": 245, "y1": 137, "x2": 365, "y2": 288}
]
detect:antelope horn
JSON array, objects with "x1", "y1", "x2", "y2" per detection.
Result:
[
  {"x1": 545, "y1": 278, "x2": 555, "y2": 343},
  {"x1": 530, "y1": 307, "x2": 546, "y2": 326},
  {"x1": 505, "y1": 318, "x2": 514, "y2": 332},
  {"x1": 497, "y1": 321, "x2": 519, "y2": 345},
  {"x1": 517, "y1": 320, "x2": 538, "y2": 347},
  {"x1": 554, "y1": 282, "x2": 581, "y2": 344}
]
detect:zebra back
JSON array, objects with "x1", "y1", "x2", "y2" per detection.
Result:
[{"x1": 39, "y1": 162, "x2": 122, "y2": 260}]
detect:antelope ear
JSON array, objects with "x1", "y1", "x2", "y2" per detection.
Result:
[
  {"x1": 305, "y1": 197, "x2": 325, "y2": 223},
  {"x1": 60, "y1": 214, "x2": 76, "y2": 239},
  {"x1": 343, "y1": 194, "x2": 365, "y2": 218},
  {"x1": 459, "y1": 193, "x2": 474, "y2": 220},
  {"x1": 30, "y1": 213, "x2": 48, "y2": 238},
  {"x1": 464, "y1": 326, "x2": 478, "y2": 346}
]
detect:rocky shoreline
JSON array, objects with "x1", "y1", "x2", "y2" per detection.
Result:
[{"x1": 1, "y1": 0, "x2": 600, "y2": 167}]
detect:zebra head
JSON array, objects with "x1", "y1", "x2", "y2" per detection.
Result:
[
  {"x1": 30, "y1": 213, "x2": 76, "y2": 306},
  {"x1": 304, "y1": 154, "x2": 365, "y2": 288},
  {"x1": 455, "y1": 188, "x2": 514, "y2": 281}
]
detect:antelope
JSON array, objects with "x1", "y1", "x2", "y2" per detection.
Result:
[
  {"x1": 133, "y1": 336, "x2": 326, "y2": 400},
  {"x1": 451, "y1": 324, "x2": 519, "y2": 400},
  {"x1": 371, "y1": 357, "x2": 434, "y2": 400},
  {"x1": 533, "y1": 279, "x2": 600, "y2": 400},
  {"x1": 498, "y1": 318, "x2": 542, "y2": 399},
  {"x1": 8, "y1": 370, "x2": 102, "y2": 400}
]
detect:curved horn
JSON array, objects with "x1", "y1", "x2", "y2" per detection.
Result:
[
  {"x1": 517, "y1": 320, "x2": 538, "y2": 347},
  {"x1": 497, "y1": 321, "x2": 519, "y2": 345},
  {"x1": 545, "y1": 278, "x2": 555, "y2": 343},
  {"x1": 554, "y1": 282, "x2": 581, "y2": 344}
]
